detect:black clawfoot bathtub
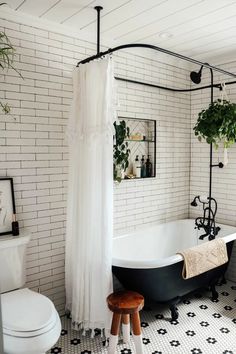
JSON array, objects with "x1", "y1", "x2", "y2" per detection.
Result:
[{"x1": 112, "y1": 219, "x2": 236, "y2": 320}]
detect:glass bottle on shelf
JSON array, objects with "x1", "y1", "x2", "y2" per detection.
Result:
[
  {"x1": 133, "y1": 155, "x2": 141, "y2": 178},
  {"x1": 145, "y1": 155, "x2": 152, "y2": 177},
  {"x1": 141, "y1": 155, "x2": 146, "y2": 178}
]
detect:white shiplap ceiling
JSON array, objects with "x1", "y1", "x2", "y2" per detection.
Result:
[{"x1": 3, "y1": 0, "x2": 236, "y2": 62}]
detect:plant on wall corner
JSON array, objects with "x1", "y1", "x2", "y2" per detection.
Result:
[
  {"x1": 193, "y1": 99, "x2": 236, "y2": 155},
  {"x1": 113, "y1": 120, "x2": 130, "y2": 183},
  {"x1": 0, "y1": 2, "x2": 22, "y2": 115}
]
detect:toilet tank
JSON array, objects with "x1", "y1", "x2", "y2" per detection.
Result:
[{"x1": 0, "y1": 230, "x2": 31, "y2": 293}]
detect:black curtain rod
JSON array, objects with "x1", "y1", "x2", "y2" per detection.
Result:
[
  {"x1": 77, "y1": 43, "x2": 236, "y2": 79},
  {"x1": 115, "y1": 77, "x2": 236, "y2": 93}
]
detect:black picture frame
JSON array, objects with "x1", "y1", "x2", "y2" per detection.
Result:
[{"x1": 0, "y1": 177, "x2": 16, "y2": 236}]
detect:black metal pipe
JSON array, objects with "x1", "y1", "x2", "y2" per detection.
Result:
[
  {"x1": 76, "y1": 43, "x2": 236, "y2": 79},
  {"x1": 211, "y1": 162, "x2": 224, "y2": 168},
  {"x1": 115, "y1": 76, "x2": 224, "y2": 93},
  {"x1": 94, "y1": 6, "x2": 103, "y2": 55},
  {"x1": 208, "y1": 69, "x2": 214, "y2": 230}
]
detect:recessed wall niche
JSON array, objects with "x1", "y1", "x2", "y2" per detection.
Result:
[{"x1": 118, "y1": 117, "x2": 156, "y2": 180}]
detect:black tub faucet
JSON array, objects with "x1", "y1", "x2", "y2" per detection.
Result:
[{"x1": 190, "y1": 195, "x2": 220, "y2": 240}]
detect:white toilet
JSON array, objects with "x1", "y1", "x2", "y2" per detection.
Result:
[{"x1": 0, "y1": 230, "x2": 61, "y2": 354}]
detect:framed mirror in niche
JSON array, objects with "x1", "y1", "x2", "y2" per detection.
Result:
[{"x1": 115, "y1": 117, "x2": 156, "y2": 180}]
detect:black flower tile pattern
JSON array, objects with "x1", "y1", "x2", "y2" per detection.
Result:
[
  {"x1": 186, "y1": 330, "x2": 196, "y2": 336},
  {"x1": 120, "y1": 349, "x2": 131, "y2": 354},
  {"x1": 51, "y1": 347, "x2": 62, "y2": 354},
  {"x1": 170, "y1": 340, "x2": 180, "y2": 347},
  {"x1": 200, "y1": 321, "x2": 209, "y2": 327},
  {"x1": 48, "y1": 281, "x2": 236, "y2": 354},
  {"x1": 155, "y1": 314, "x2": 164, "y2": 319},
  {"x1": 183, "y1": 299, "x2": 191, "y2": 304},
  {"x1": 224, "y1": 305, "x2": 233, "y2": 311},
  {"x1": 220, "y1": 327, "x2": 230, "y2": 333},
  {"x1": 221, "y1": 291, "x2": 229, "y2": 296},
  {"x1": 157, "y1": 328, "x2": 167, "y2": 335},
  {"x1": 191, "y1": 349, "x2": 202, "y2": 354},
  {"x1": 142, "y1": 338, "x2": 150, "y2": 345},
  {"x1": 206, "y1": 337, "x2": 217, "y2": 344},
  {"x1": 212, "y1": 313, "x2": 222, "y2": 318},
  {"x1": 70, "y1": 338, "x2": 81, "y2": 345},
  {"x1": 187, "y1": 312, "x2": 196, "y2": 317},
  {"x1": 199, "y1": 304, "x2": 208, "y2": 309},
  {"x1": 141, "y1": 321, "x2": 149, "y2": 328}
]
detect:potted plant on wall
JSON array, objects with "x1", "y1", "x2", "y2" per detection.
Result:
[
  {"x1": 193, "y1": 98, "x2": 236, "y2": 164},
  {"x1": 113, "y1": 120, "x2": 130, "y2": 183}
]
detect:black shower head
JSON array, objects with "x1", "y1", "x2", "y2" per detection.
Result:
[
  {"x1": 190, "y1": 196, "x2": 199, "y2": 207},
  {"x1": 190, "y1": 65, "x2": 203, "y2": 84}
]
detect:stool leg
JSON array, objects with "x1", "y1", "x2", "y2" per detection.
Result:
[
  {"x1": 131, "y1": 312, "x2": 144, "y2": 354},
  {"x1": 122, "y1": 314, "x2": 130, "y2": 344},
  {"x1": 108, "y1": 313, "x2": 121, "y2": 354}
]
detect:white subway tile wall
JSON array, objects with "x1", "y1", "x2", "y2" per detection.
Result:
[
  {"x1": 0, "y1": 16, "x2": 193, "y2": 313},
  {"x1": 190, "y1": 64, "x2": 236, "y2": 282}
]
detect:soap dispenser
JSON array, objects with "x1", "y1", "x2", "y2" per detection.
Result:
[
  {"x1": 146, "y1": 155, "x2": 152, "y2": 177},
  {"x1": 141, "y1": 155, "x2": 146, "y2": 178},
  {"x1": 133, "y1": 155, "x2": 141, "y2": 178}
]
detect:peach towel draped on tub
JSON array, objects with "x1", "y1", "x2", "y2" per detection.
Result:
[{"x1": 177, "y1": 238, "x2": 228, "y2": 279}]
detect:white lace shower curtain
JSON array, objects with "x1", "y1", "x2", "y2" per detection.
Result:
[{"x1": 65, "y1": 58, "x2": 114, "y2": 332}]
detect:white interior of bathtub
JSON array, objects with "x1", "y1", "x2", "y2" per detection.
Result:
[{"x1": 112, "y1": 219, "x2": 236, "y2": 269}]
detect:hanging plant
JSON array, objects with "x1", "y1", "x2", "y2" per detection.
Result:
[
  {"x1": 193, "y1": 99, "x2": 236, "y2": 149},
  {"x1": 0, "y1": 3, "x2": 22, "y2": 115},
  {"x1": 113, "y1": 120, "x2": 130, "y2": 183}
]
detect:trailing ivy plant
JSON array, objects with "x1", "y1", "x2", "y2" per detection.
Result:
[
  {"x1": 113, "y1": 120, "x2": 130, "y2": 182},
  {"x1": 193, "y1": 99, "x2": 236, "y2": 149},
  {"x1": 0, "y1": 3, "x2": 21, "y2": 114}
]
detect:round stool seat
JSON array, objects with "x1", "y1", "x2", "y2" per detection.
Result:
[{"x1": 107, "y1": 290, "x2": 144, "y2": 314}]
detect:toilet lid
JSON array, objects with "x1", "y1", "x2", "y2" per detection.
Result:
[{"x1": 1, "y1": 288, "x2": 57, "y2": 333}]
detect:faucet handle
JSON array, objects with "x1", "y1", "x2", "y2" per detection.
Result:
[{"x1": 199, "y1": 233, "x2": 208, "y2": 240}]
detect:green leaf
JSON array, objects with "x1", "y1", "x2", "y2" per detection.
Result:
[
  {"x1": 113, "y1": 120, "x2": 130, "y2": 182},
  {"x1": 193, "y1": 99, "x2": 236, "y2": 150}
]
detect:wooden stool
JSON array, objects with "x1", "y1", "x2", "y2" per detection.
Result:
[{"x1": 107, "y1": 290, "x2": 144, "y2": 354}]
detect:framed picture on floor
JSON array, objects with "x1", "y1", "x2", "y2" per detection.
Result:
[{"x1": 0, "y1": 178, "x2": 16, "y2": 236}]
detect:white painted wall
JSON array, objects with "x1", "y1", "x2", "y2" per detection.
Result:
[{"x1": 0, "y1": 16, "x2": 191, "y2": 312}]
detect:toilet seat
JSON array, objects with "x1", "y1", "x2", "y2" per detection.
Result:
[{"x1": 2, "y1": 288, "x2": 58, "y2": 338}]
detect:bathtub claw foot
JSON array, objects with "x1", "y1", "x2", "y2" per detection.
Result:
[
  {"x1": 210, "y1": 284, "x2": 218, "y2": 301},
  {"x1": 170, "y1": 305, "x2": 179, "y2": 321},
  {"x1": 169, "y1": 297, "x2": 181, "y2": 321}
]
